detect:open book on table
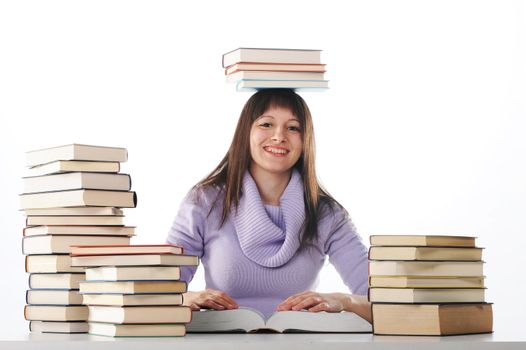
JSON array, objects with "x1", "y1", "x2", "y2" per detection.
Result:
[{"x1": 186, "y1": 307, "x2": 372, "y2": 333}]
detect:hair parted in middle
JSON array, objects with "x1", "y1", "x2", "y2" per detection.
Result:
[{"x1": 197, "y1": 88, "x2": 344, "y2": 249}]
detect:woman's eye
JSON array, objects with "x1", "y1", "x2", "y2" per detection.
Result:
[
  {"x1": 259, "y1": 122, "x2": 272, "y2": 128},
  {"x1": 288, "y1": 125, "x2": 301, "y2": 132}
]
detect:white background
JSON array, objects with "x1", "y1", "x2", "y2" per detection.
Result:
[{"x1": 0, "y1": 0, "x2": 525, "y2": 334}]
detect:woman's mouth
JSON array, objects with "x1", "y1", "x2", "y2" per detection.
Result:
[{"x1": 264, "y1": 146, "x2": 289, "y2": 156}]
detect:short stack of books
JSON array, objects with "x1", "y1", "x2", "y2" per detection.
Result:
[
  {"x1": 368, "y1": 235, "x2": 493, "y2": 335},
  {"x1": 21, "y1": 144, "x2": 137, "y2": 334},
  {"x1": 223, "y1": 47, "x2": 328, "y2": 91},
  {"x1": 70, "y1": 244, "x2": 199, "y2": 337}
]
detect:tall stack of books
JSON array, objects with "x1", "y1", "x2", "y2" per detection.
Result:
[
  {"x1": 21, "y1": 144, "x2": 137, "y2": 334},
  {"x1": 223, "y1": 47, "x2": 328, "y2": 91},
  {"x1": 368, "y1": 235, "x2": 493, "y2": 335},
  {"x1": 70, "y1": 245, "x2": 199, "y2": 337}
]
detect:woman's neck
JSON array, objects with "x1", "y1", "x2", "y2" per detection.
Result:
[{"x1": 249, "y1": 165, "x2": 292, "y2": 206}]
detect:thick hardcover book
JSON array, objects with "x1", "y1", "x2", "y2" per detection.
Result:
[
  {"x1": 187, "y1": 308, "x2": 372, "y2": 333},
  {"x1": 22, "y1": 172, "x2": 131, "y2": 193},
  {"x1": 26, "y1": 215, "x2": 125, "y2": 226},
  {"x1": 82, "y1": 293, "x2": 184, "y2": 306},
  {"x1": 368, "y1": 246, "x2": 483, "y2": 261},
  {"x1": 23, "y1": 207, "x2": 124, "y2": 216},
  {"x1": 29, "y1": 321, "x2": 89, "y2": 334},
  {"x1": 85, "y1": 266, "x2": 181, "y2": 281},
  {"x1": 71, "y1": 253, "x2": 199, "y2": 267},
  {"x1": 26, "y1": 144, "x2": 127, "y2": 167},
  {"x1": 372, "y1": 303, "x2": 493, "y2": 335},
  {"x1": 23, "y1": 225, "x2": 135, "y2": 237},
  {"x1": 26, "y1": 255, "x2": 84, "y2": 273},
  {"x1": 368, "y1": 276, "x2": 485, "y2": 289},
  {"x1": 368, "y1": 287, "x2": 486, "y2": 303},
  {"x1": 24, "y1": 305, "x2": 88, "y2": 322},
  {"x1": 88, "y1": 305, "x2": 191, "y2": 324},
  {"x1": 29, "y1": 273, "x2": 85, "y2": 289},
  {"x1": 369, "y1": 260, "x2": 484, "y2": 277},
  {"x1": 26, "y1": 160, "x2": 120, "y2": 177},
  {"x1": 236, "y1": 79, "x2": 329, "y2": 91},
  {"x1": 20, "y1": 189, "x2": 137, "y2": 209},
  {"x1": 222, "y1": 48, "x2": 322, "y2": 68},
  {"x1": 227, "y1": 71, "x2": 325, "y2": 83},
  {"x1": 79, "y1": 280, "x2": 187, "y2": 294},
  {"x1": 226, "y1": 62, "x2": 326, "y2": 75},
  {"x1": 70, "y1": 244, "x2": 183, "y2": 256},
  {"x1": 369, "y1": 235, "x2": 476, "y2": 247},
  {"x1": 26, "y1": 289, "x2": 83, "y2": 305},
  {"x1": 22, "y1": 235, "x2": 130, "y2": 255},
  {"x1": 88, "y1": 322, "x2": 186, "y2": 337}
]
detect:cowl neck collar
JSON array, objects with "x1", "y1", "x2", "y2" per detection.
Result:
[{"x1": 233, "y1": 169, "x2": 305, "y2": 268}]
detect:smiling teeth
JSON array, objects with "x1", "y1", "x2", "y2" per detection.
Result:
[{"x1": 266, "y1": 147, "x2": 287, "y2": 154}]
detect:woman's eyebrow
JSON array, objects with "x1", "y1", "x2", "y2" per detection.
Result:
[{"x1": 257, "y1": 114, "x2": 275, "y2": 119}]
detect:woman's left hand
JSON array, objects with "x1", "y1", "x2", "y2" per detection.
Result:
[{"x1": 276, "y1": 291, "x2": 348, "y2": 312}]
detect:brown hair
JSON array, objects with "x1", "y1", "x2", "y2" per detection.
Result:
[{"x1": 197, "y1": 89, "x2": 342, "y2": 249}]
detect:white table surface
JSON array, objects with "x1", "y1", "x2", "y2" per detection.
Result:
[{"x1": 1, "y1": 330, "x2": 525, "y2": 350}]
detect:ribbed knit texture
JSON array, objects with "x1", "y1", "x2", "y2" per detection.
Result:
[
  {"x1": 263, "y1": 204, "x2": 284, "y2": 230},
  {"x1": 167, "y1": 169, "x2": 369, "y2": 319},
  {"x1": 233, "y1": 170, "x2": 304, "y2": 268}
]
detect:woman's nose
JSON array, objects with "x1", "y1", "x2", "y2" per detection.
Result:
[{"x1": 271, "y1": 128, "x2": 286, "y2": 142}]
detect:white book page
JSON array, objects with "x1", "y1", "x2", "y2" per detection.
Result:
[
  {"x1": 186, "y1": 307, "x2": 264, "y2": 332},
  {"x1": 266, "y1": 311, "x2": 372, "y2": 333}
]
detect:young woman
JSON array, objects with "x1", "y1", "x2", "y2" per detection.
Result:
[{"x1": 167, "y1": 89, "x2": 372, "y2": 322}]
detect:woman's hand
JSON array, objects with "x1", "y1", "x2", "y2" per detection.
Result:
[
  {"x1": 183, "y1": 289, "x2": 239, "y2": 311},
  {"x1": 277, "y1": 291, "x2": 372, "y2": 323},
  {"x1": 277, "y1": 291, "x2": 348, "y2": 312}
]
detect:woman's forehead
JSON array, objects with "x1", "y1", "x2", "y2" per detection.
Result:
[{"x1": 258, "y1": 108, "x2": 299, "y2": 121}]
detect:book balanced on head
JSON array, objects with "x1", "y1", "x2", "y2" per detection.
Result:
[{"x1": 186, "y1": 307, "x2": 372, "y2": 333}]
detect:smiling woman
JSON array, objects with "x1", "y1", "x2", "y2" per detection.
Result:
[
  {"x1": 249, "y1": 107, "x2": 304, "y2": 190},
  {"x1": 167, "y1": 89, "x2": 372, "y2": 323}
]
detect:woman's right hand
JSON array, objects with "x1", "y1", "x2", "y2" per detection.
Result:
[{"x1": 183, "y1": 289, "x2": 239, "y2": 311}]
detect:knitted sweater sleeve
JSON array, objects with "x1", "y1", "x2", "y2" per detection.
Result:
[
  {"x1": 323, "y1": 205, "x2": 369, "y2": 295},
  {"x1": 166, "y1": 189, "x2": 207, "y2": 284}
]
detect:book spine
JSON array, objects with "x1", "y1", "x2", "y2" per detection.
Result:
[{"x1": 24, "y1": 305, "x2": 29, "y2": 321}]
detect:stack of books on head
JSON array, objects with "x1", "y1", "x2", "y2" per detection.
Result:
[
  {"x1": 70, "y1": 245, "x2": 199, "y2": 337},
  {"x1": 368, "y1": 235, "x2": 493, "y2": 336},
  {"x1": 21, "y1": 144, "x2": 137, "y2": 334},
  {"x1": 223, "y1": 47, "x2": 328, "y2": 91}
]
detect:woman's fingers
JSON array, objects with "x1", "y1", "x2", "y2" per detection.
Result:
[
  {"x1": 189, "y1": 303, "x2": 201, "y2": 311},
  {"x1": 200, "y1": 299, "x2": 228, "y2": 310},
  {"x1": 291, "y1": 296, "x2": 323, "y2": 311},
  {"x1": 278, "y1": 292, "x2": 344, "y2": 312},
  {"x1": 308, "y1": 302, "x2": 330, "y2": 312},
  {"x1": 211, "y1": 291, "x2": 239, "y2": 308},
  {"x1": 277, "y1": 291, "x2": 315, "y2": 310},
  {"x1": 193, "y1": 289, "x2": 239, "y2": 310},
  {"x1": 208, "y1": 294, "x2": 238, "y2": 309}
]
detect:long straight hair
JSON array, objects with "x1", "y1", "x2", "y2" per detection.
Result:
[{"x1": 197, "y1": 89, "x2": 342, "y2": 249}]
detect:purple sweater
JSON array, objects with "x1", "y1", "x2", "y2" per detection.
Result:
[{"x1": 167, "y1": 170, "x2": 369, "y2": 318}]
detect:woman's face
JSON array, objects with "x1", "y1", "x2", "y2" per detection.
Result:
[{"x1": 249, "y1": 106, "x2": 303, "y2": 176}]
